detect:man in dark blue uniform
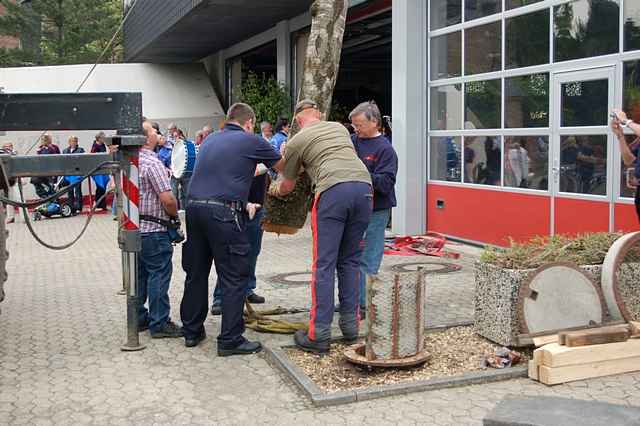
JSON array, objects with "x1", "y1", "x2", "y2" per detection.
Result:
[{"x1": 180, "y1": 103, "x2": 281, "y2": 356}]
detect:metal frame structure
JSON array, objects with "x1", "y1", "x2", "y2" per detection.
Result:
[{"x1": 0, "y1": 92, "x2": 147, "y2": 351}]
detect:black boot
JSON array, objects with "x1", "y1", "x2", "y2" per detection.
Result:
[{"x1": 294, "y1": 329, "x2": 330, "y2": 354}]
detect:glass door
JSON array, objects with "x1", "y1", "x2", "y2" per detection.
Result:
[{"x1": 551, "y1": 67, "x2": 615, "y2": 235}]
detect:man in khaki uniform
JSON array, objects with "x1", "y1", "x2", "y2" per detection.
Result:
[{"x1": 273, "y1": 100, "x2": 372, "y2": 353}]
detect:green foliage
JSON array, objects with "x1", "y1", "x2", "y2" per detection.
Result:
[
  {"x1": 0, "y1": 0, "x2": 122, "y2": 67},
  {"x1": 480, "y1": 232, "x2": 640, "y2": 269},
  {"x1": 237, "y1": 73, "x2": 291, "y2": 133},
  {"x1": 328, "y1": 101, "x2": 350, "y2": 123}
]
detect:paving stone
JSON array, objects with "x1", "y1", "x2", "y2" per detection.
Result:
[
  {"x1": 484, "y1": 395, "x2": 640, "y2": 426},
  {"x1": 0, "y1": 216, "x2": 638, "y2": 425}
]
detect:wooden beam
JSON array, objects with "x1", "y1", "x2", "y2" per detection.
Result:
[
  {"x1": 532, "y1": 335, "x2": 558, "y2": 347},
  {"x1": 517, "y1": 321, "x2": 626, "y2": 346},
  {"x1": 528, "y1": 360, "x2": 539, "y2": 381},
  {"x1": 560, "y1": 325, "x2": 630, "y2": 347},
  {"x1": 539, "y1": 356, "x2": 640, "y2": 385},
  {"x1": 540, "y1": 340, "x2": 640, "y2": 367}
]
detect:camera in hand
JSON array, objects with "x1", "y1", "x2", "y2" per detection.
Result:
[{"x1": 140, "y1": 215, "x2": 185, "y2": 245}]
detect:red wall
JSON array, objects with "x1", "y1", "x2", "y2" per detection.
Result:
[
  {"x1": 614, "y1": 203, "x2": 639, "y2": 233},
  {"x1": 554, "y1": 198, "x2": 609, "y2": 236},
  {"x1": 427, "y1": 184, "x2": 550, "y2": 246}
]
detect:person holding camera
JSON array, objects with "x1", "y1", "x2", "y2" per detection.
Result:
[
  {"x1": 137, "y1": 121, "x2": 183, "y2": 338},
  {"x1": 612, "y1": 109, "x2": 640, "y2": 220}
]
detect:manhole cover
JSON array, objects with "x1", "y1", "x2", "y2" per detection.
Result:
[
  {"x1": 391, "y1": 262, "x2": 462, "y2": 274},
  {"x1": 268, "y1": 272, "x2": 312, "y2": 287}
]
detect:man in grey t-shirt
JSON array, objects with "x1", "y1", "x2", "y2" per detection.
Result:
[{"x1": 273, "y1": 100, "x2": 372, "y2": 354}]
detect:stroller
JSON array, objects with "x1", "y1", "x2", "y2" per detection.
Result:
[{"x1": 31, "y1": 176, "x2": 73, "y2": 221}]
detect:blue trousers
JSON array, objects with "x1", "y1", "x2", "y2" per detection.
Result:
[
  {"x1": 67, "y1": 185, "x2": 83, "y2": 213},
  {"x1": 212, "y1": 208, "x2": 263, "y2": 304},
  {"x1": 310, "y1": 182, "x2": 372, "y2": 341},
  {"x1": 180, "y1": 203, "x2": 250, "y2": 349},
  {"x1": 359, "y1": 208, "x2": 391, "y2": 306},
  {"x1": 138, "y1": 232, "x2": 174, "y2": 332}
]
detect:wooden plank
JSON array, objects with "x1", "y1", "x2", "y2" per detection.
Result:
[
  {"x1": 560, "y1": 325, "x2": 630, "y2": 347},
  {"x1": 540, "y1": 340, "x2": 640, "y2": 367},
  {"x1": 517, "y1": 321, "x2": 626, "y2": 346},
  {"x1": 539, "y1": 356, "x2": 640, "y2": 385},
  {"x1": 528, "y1": 360, "x2": 539, "y2": 381},
  {"x1": 532, "y1": 335, "x2": 558, "y2": 347}
]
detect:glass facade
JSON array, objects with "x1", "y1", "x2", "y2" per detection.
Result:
[{"x1": 428, "y1": 0, "x2": 640, "y2": 206}]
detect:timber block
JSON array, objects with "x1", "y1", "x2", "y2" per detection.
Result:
[
  {"x1": 483, "y1": 395, "x2": 640, "y2": 426},
  {"x1": 560, "y1": 324, "x2": 630, "y2": 347},
  {"x1": 539, "y1": 356, "x2": 640, "y2": 385},
  {"x1": 540, "y1": 340, "x2": 640, "y2": 368}
]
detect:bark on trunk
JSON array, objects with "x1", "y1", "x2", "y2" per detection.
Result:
[{"x1": 262, "y1": 0, "x2": 349, "y2": 235}]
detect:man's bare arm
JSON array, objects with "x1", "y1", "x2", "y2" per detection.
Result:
[{"x1": 159, "y1": 191, "x2": 178, "y2": 217}]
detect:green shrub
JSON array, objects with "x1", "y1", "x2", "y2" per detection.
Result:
[{"x1": 237, "y1": 73, "x2": 291, "y2": 134}]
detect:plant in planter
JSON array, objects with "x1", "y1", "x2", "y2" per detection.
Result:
[
  {"x1": 236, "y1": 72, "x2": 291, "y2": 134},
  {"x1": 475, "y1": 233, "x2": 640, "y2": 346}
]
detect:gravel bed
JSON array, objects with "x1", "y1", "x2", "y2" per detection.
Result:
[{"x1": 285, "y1": 326, "x2": 529, "y2": 392}]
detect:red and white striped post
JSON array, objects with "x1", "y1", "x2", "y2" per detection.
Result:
[{"x1": 119, "y1": 148, "x2": 145, "y2": 351}]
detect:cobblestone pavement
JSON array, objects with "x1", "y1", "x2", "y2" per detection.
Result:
[{"x1": 0, "y1": 215, "x2": 639, "y2": 425}]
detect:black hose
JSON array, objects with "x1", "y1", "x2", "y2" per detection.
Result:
[
  {"x1": 17, "y1": 178, "x2": 115, "y2": 251},
  {"x1": 0, "y1": 161, "x2": 119, "y2": 208}
]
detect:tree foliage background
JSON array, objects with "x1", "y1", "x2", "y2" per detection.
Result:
[
  {"x1": 0, "y1": 0, "x2": 122, "y2": 67},
  {"x1": 237, "y1": 72, "x2": 291, "y2": 133}
]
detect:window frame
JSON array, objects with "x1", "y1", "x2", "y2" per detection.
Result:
[{"x1": 426, "y1": 0, "x2": 640, "y2": 202}]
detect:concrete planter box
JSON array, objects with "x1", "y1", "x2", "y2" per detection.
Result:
[{"x1": 473, "y1": 262, "x2": 602, "y2": 347}]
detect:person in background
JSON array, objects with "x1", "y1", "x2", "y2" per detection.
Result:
[
  {"x1": 38, "y1": 134, "x2": 61, "y2": 155},
  {"x1": 2, "y1": 142, "x2": 18, "y2": 224},
  {"x1": 349, "y1": 101, "x2": 398, "y2": 317},
  {"x1": 269, "y1": 117, "x2": 290, "y2": 153},
  {"x1": 612, "y1": 109, "x2": 640, "y2": 221},
  {"x1": 91, "y1": 132, "x2": 108, "y2": 210},
  {"x1": 157, "y1": 134, "x2": 173, "y2": 171},
  {"x1": 195, "y1": 130, "x2": 205, "y2": 146},
  {"x1": 260, "y1": 121, "x2": 273, "y2": 141},
  {"x1": 210, "y1": 164, "x2": 269, "y2": 316},
  {"x1": 62, "y1": 136, "x2": 85, "y2": 215},
  {"x1": 202, "y1": 125, "x2": 213, "y2": 139},
  {"x1": 167, "y1": 123, "x2": 178, "y2": 145},
  {"x1": 32, "y1": 134, "x2": 60, "y2": 198}
]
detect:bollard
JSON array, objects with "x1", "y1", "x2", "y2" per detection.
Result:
[{"x1": 119, "y1": 147, "x2": 145, "y2": 352}]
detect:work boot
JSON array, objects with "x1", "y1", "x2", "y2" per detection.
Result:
[
  {"x1": 150, "y1": 321, "x2": 184, "y2": 339},
  {"x1": 217, "y1": 340, "x2": 262, "y2": 357},
  {"x1": 246, "y1": 293, "x2": 265, "y2": 304},
  {"x1": 185, "y1": 330, "x2": 206, "y2": 348},
  {"x1": 339, "y1": 312, "x2": 359, "y2": 345},
  {"x1": 210, "y1": 301, "x2": 222, "y2": 316},
  {"x1": 294, "y1": 329, "x2": 330, "y2": 354}
]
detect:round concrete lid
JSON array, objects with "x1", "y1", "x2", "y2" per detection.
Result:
[
  {"x1": 518, "y1": 262, "x2": 605, "y2": 335},
  {"x1": 602, "y1": 231, "x2": 640, "y2": 321}
]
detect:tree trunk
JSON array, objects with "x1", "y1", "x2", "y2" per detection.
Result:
[{"x1": 262, "y1": 0, "x2": 349, "y2": 235}]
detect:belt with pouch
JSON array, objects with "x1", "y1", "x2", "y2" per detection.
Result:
[{"x1": 189, "y1": 198, "x2": 245, "y2": 211}]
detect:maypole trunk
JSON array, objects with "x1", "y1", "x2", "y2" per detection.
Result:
[{"x1": 262, "y1": 0, "x2": 349, "y2": 235}]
